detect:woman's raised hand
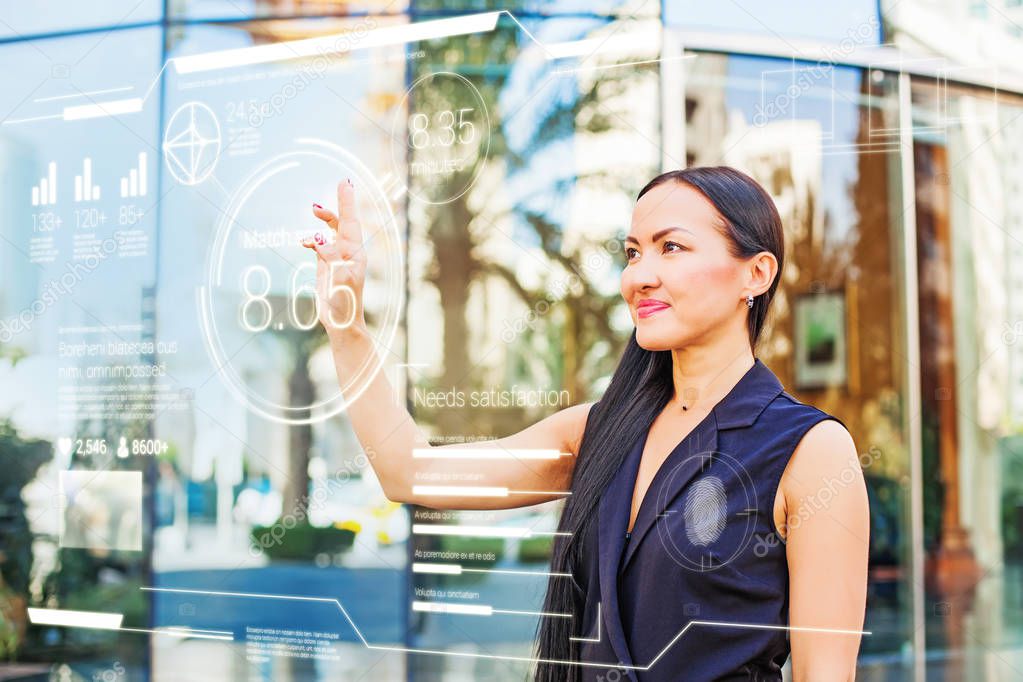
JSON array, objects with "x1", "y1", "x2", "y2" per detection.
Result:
[
  {"x1": 302, "y1": 179, "x2": 368, "y2": 340},
  {"x1": 300, "y1": 180, "x2": 587, "y2": 511}
]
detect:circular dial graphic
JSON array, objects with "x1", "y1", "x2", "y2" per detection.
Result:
[
  {"x1": 392, "y1": 71, "x2": 491, "y2": 205},
  {"x1": 199, "y1": 138, "x2": 403, "y2": 423}
]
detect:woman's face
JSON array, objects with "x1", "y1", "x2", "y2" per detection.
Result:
[{"x1": 620, "y1": 182, "x2": 751, "y2": 351}]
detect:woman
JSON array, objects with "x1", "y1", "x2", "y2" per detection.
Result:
[{"x1": 302, "y1": 167, "x2": 869, "y2": 681}]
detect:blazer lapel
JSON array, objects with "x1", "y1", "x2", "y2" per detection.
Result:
[
  {"x1": 620, "y1": 358, "x2": 784, "y2": 573},
  {"x1": 620, "y1": 416, "x2": 718, "y2": 572},
  {"x1": 596, "y1": 432, "x2": 646, "y2": 674},
  {"x1": 588, "y1": 358, "x2": 784, "y2": 675}
]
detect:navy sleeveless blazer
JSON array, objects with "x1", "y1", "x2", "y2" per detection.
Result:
[{"x1": 570, "y1": 358, "x2": 846, "y2": 681}]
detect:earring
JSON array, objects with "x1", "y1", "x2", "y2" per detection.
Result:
[{"x1": 746, "y1": 294, "x2": 754, "y2": 309}]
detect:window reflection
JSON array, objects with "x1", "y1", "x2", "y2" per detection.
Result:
[
  {"x1": 404, "y1": 14, "x2": 661, "y2": 678},
  {"x1": 912, "y1": 79, "x2": 1023, "y2": 680},
  {"x1": 0, "y1": 25, "x2": 163, "y2": 678},
  {"x1": 1, "y1": 4, "x2": 1019, "y2": 681},
  {"x1": 152, "y1": 15, "x2": 411, "y2": 680},
  {"x1": 682, "y1": 52, "x2": 916, "y2": 672}
]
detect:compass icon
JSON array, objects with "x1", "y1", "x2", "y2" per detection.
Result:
[{"x1": 163, "y1": 101, "x2": 221, "y2": 186}]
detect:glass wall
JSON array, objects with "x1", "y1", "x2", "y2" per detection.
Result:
[
  {"x1": 150, "y1": 13, "x2": 412, "y2": 682},
  {"x1": 0, "y1": 1, "x2": 1020, "y2": 680},
  {"x1": 679, "y1": 52, "x2": 918, "y2": 678},
  {"x1": 0, "y1": 6, "x2": 414, "y2": 680},
  {"x1": 402, "y1": 11, "x2": 661, "y2": 679},
  {"x1": 911, "y1": 79, "x2": 1023, "y2": 679},
  {"x1": 0, "y1": 21, "x2": 165, "y2": 680}
]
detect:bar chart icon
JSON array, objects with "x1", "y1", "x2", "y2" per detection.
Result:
[
  {"x1": 31, "y1": 162, "x2": 57, "y2": 206},
  {"x1": 74, "y1": 158, "x2": 101, "y2": 202},
  {"x1": 119, "y1": 152, "x2": 148, "y2": 198}
]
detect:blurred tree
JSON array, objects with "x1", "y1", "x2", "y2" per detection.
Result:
[
  {"x1": 276, "y1": 296, "x2": 329, "y2": 519},
  {"x1": 0, "y1": 420, "x2": 49, "y2": 660},
  {"x1": 410, "y1": 17, "x2": 659, "y2": 438}
]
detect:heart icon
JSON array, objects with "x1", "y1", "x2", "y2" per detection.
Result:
[{"x1": 57, "y1": 437, "x2": 72, "y2": 457}]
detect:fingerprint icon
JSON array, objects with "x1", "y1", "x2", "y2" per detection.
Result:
[{"x1": 683, "y1": 475, "x2": 727, "y2": 547}]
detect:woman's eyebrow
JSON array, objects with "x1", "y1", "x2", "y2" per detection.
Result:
[{"x1": 623, "y1": 226, "x2": 693, "y2": 245}]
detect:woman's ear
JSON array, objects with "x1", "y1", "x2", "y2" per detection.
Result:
[{"x1": 747, "y1": 251, "x2": 778, "y2": 296}]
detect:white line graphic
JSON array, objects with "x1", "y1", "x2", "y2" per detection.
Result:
[
  {"x1": 412, "y1": 448, "x2": 568, "y2": 460},
  {"x1": 27, "y1": 607, "x2": 232, "y2": 641},
  {"x1": 412, "y1": 600, "x2": 493, "y2": 616},
  {"x1": 569, "y1": 603, "x2": 602, "y2": 643},
  {"x1": 412, "y1": 562, "x2": 571, "y2": 578},
  {"x1": 172, "y1": 12, "x2": 501, "y2": 74},
  {"x1": 34, "y1": 86, "x2": 134, "y2": 103},
  {"x1": 28, "y1": 608, "x2": 123, "y2": 630},
  {"x1": 63, "y1": 97, "x2": 143, "y2": 121},
  {"x1": 138, "y1": 587, "x2": 870, "y2": 669}
]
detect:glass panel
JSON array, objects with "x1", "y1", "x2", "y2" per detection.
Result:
[
  {"x1": 911, "y1": 79, "x2": 1023, "y2": 679},
  {"x1": 665, "y1": 0, "x2": 881, "y2": 44},
  {"x1": 149, "y1": 15, "x2": 411, "y2": 680},
  {"x1": 8, "y1": 7, "x2": 1020, "y2": 682},
  {"x1": 0, "y1": 1, "x2": 162, "y2": 40},
  {"x1": 883, "y1": 0, "x2": 1023, "y2": 69},
  {"x1": 170, "y1": 0, "x2": 407, "y2": 22},
  {"x1": 403, "y1": 11, "x2": 661, "y2": 680},
  {"x1": 409, "y1": 0, "x2": 656, "y2": 18},
  {"x1": 680, "y1": 53, "x2": 917, "y2": 677},
  {"x1": 0, "y1": 25, "x2": 164, "y2": 680}
]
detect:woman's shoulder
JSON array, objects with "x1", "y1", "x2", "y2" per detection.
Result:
[
  {"x1": 778, "y1": 415, "x2": 861, "y2": 508},
  {"x1": 768, "y1": 388, "x2": 849, "y2": 431},
  {"x1": 769, "y1": 391, "x2": 858, "y2": 485},
  {"x1": 752, "y1": 389, "x2": 855, "y2": 470},
  {"x1": 537, "y1": 401, "x2": 596, "y2": 456}
]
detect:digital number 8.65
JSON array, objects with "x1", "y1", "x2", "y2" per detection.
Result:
[{"x1": 240, "y1": 262, "x2": 355, "y2": 332}]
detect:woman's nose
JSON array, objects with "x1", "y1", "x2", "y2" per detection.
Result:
[{"x1": 630, "y1": 257, "x2": 660, "y2": 291}]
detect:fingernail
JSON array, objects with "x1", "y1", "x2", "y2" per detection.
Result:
[
  {"x1": 314, "y1": 232, "x2": 325, "y2": 245},
  {"x1": 313, "y1": 203, "x2": 322, "y2": 209},
  {"x1": 346, "y1": 178, "x2": 353, "y2": 187}
]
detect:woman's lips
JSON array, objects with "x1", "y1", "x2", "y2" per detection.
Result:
[{"x1": 636, "y1": 300, "x2": 670, "y2": 319}]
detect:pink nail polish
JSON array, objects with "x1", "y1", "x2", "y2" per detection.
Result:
[
  {"x1": 314, "y1": 232, "x2": 325, "y2": 245},
  {"x1": 313, "y1": 203, "x2": 322, "y2": 209}
]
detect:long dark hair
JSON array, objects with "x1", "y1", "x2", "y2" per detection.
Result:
[{"x1": 533, "y1": 166, "x2": 785, "y2": 681}]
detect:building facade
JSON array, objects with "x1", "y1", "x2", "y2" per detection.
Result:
[{"x1": 0, "y1": 1, "x2": 1020, "y2": 680}]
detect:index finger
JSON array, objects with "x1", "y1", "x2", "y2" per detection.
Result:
[{"x1": 337, "y1": 179, "x2": 363, "y2": 244}]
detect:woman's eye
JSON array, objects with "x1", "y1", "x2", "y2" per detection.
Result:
[
  {"x1": 625, "y1": 247, "x2": 639, "y2": 260},
  {"x1": 664, "y1": 241, "x2": 686, "y2": 253}
]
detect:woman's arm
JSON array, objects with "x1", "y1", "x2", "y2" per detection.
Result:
[
  {"x1": 327, "y1": 325, "x2": 590, "y2": 509},
  {"x1": 303, "y1": 181, "x2": 591, "y2": 510},
  {"x1": 780, "y1": 419, "x2": 870, "y2": 682}
]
